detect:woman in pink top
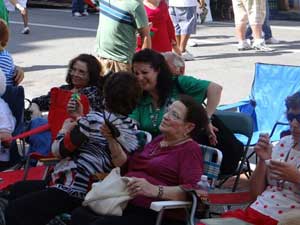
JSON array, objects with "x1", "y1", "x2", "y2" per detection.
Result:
[
  {"x1": 71, "y1": 95, "x2": 209, "y2": 225},
  {"x1": 137, "y1": 0, "x2": 181, "y2": 54}
]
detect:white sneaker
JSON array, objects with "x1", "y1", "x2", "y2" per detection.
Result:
[
  {"x1": 265, "y1": 37, "x2": 280, "y2": 44},
  {"x1": 181, "y1": 51, "x2": 194, "y2": 61},
  {"x1": 21, "y1": 27, "x2": 30, "y2": 34},
  {"x1": 237, "y1": 41, "x2": 252, "y2": 51},
  {"x1": 252, "y1": 41, "x2": 274, "y2": 52},
  {"x1": 82, "y1": 10, "x2": 89, "y2": 16},
  {"x1": 73, "y1": 12, "x2": 82, "y2": 17},
  {"x1": 188, "y1": 40, "x2": 198, "y2": 47}
]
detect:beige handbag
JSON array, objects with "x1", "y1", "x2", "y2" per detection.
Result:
[{"x1": 82, "y1": 167, "x2": 132, "y2": 216}]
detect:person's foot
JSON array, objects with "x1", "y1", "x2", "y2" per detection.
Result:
[
  {"x1": 73, "y1": 12, "x2": 83, "y2": 17},
  {"x1": 181, "y1": 50, "x2": 194, "y2": 61},
  {"x1": 252, "y1": 40, "x2": 274, "y2": 52},
  {"x1": 81, "y1": 10, "x2": 89, "y2": 16},
  {"x1": 237, "y1": 41, "x2": 252, "y2": 51},
  {"x1": 265, "y1": 37, "x2": 280, "y2": 44},
  {"x1": 21, "y1": 27, "x2": 30, "y2": 34},
  {"x1": 188, "y1": 40, "x2": 198, "y2": 47}
]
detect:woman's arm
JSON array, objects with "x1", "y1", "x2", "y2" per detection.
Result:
[
  {"x1": 249, "y1": 159, "x2": 268, "y2": 201},
  {"x1": 127, "y1": 178, "x2": 188, "y2": 201},
  {"x1": 205, "y1": 82, "x2": 222, "y2": 118},
  {"x1": 101, "y1": 124, "x2": 128, "y2": 167},
  {"x1": 249, "y1": 134, "x2": 272, "y2": 200},
  {"x1": 52, "y1": 118, "x2": 88, "y2": 158}
]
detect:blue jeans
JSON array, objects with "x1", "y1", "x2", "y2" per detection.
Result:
[
  {"x1": 72, "y1": 0, "x2": 84, "y2": 13},
  {"x1": 245, "y1": 0, "x2": 272, "y2": 40}
]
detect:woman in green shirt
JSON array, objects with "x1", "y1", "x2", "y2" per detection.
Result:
[
  {"x1": 0, "y1": 0, "x2": 9, "y2": 25},
  {"x1": 131, "y1": 49, "x2": 219, "y2": 144}
]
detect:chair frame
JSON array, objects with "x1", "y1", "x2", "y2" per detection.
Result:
[
  {"x1": 214, "y1": 111, "x2": 253, "y2": 192},
  {"x1": 150, "y1": 144, "x2": 223, "y2": 225}
]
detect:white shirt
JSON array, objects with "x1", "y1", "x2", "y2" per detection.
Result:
[
  {"x1": 4, "y1": 0, "x2": 15, "y2": 12},
  {"x1": 250, "y1": 135, "x2": 300, "y2": 221},
  {"x1": 168, "y1": 0, "x2": 198, "y2": 7}
]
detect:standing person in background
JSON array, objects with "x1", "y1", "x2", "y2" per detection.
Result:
[
  {"x1": 245, "y1": 0, "x2": 280, "y2": 45},
  {"x1": 72, "y1": 0, "x2": 88, "y2": 17},
  {"x1": 4, "y1": 0, "x2": 29, "y2": 34},
  {"x1": 136, "y1": 0, "x2": 181, "y2": 55},
  {"x1": 232, "y1": 0, "x2": 272, "y2": 51},
  {"x1": 96, "y1": 0, "x2": 151, "y2": 75},
  {"x1": 168, "y1": 0, "x2": 198, "y2": 61}
]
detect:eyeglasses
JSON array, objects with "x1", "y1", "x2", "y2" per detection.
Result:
[
  {"x1": 70, "y1": 68, "x2": 88, "y2": 79},
  {"x1": 165, "y1": 108, "x2": 183, "y2": 121},
  {"x1": 287, "y1": 113, "x2": 300, "y2": 123}
]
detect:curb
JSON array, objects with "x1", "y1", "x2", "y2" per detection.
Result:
[{"x1": 28, "y1": 0, "x2": 71, "y2": 9}]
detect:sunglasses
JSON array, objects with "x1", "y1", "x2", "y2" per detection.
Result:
[{"x1": 287, "y1": 113, "x2": 300, "y2": 123}]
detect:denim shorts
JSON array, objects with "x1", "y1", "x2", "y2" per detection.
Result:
[{"x1": 169, "y1": 6, "x2": 197, "y2": 35}]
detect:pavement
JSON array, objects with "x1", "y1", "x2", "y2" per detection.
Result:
[{"x1": 8, "y1": 8, "x2": 300, "y2": 105}]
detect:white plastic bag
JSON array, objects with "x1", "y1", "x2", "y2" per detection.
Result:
[{"x1": 82, "y1": 167, "x2": 132, "y2": 216}]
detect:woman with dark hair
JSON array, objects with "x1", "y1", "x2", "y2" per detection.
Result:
[
  {"x1": 31, "y1": 53, "x2": 104, "y2": 114},
  {"x1": 219, "y1": 91, "x2": 300, "y2": 224},
  {"x1": 130, "y1": 48, "x2": 218, "y2": 144},
  {"x1": 71, "y1": 94, "x2": 209, "y2": 225},
  {"x1": 4, "y1": 72, "x2": 143, "y2": 225}
]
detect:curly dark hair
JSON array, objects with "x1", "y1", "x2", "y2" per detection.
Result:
[
  {"x1": 66, "y1": 54, "x2": 103, "y2": 91},
  {"x1": 0, "y1": 19, "x2": 9, "y2": 48},
  {"x1": 132, "y1": 49, "x2": 173, "y2": 107},
  {"x1": 179, "y1": 95, "x2": 209, "y2": 141},
  {"x1": 285, "y1": 92, "x2": 300, "y2": 112},
  {"x1": 103, "y1": 72, "x2": 142, "y2": 115}
]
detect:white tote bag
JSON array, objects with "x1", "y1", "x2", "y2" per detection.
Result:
[{"x1": 82, "y1": 167, "x2": 132, "y2": 216}]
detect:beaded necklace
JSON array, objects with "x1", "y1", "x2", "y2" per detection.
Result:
[{"x1": 149, "y1": 105, "x2": 161, "y2": 129}]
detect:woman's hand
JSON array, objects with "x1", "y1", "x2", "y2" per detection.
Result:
[
  {"x1": 100, "y1": 124, "x2": 114, "y2": 141},
  {"x1": 127, "y1": 177, "x2": 158, "y2": 198},
  {"x1": 60, "y1": 118, "x2": 77, "y2": 134},
  {"x1": 208, "y1": 123, "x2": 218, "y2": 146},
  {"x1": 269, "y1": 160, "x2": 300, "y2": 184},
  {"x1": 254, "y1": 133, "x2": 272, "y2": 161},
  {"x1": 67, "y1": 98, "x2": 83, "y2": 118},
  {"x1": 14, "y1": 66, "x2": 24, "y2": 85}
]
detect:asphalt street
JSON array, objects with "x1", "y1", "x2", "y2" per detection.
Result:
[{"x1": 8, "y1": 8, "x2": 300, "y2": 104}]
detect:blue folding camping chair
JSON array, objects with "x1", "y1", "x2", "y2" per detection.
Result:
[{"x1": 219, "y1": 63, "x2": 300, "y2": 145}]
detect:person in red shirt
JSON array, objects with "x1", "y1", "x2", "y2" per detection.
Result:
[{"x1": 136, "y1": 0, "x2": 181, "y2": 55}]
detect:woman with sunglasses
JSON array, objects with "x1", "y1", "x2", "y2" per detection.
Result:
[{"x1": 221, "y1": 91, "x2": 300, "y2": 225}]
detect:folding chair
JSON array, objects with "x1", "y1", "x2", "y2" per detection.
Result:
[
  {"x1": 218, "y1": 63, "x2": 300, "y2": 145},
  {"x1": 214, "y1": 111, "x2": 253, "y2": 192},
  {"x1": 0, "y1": 88, "x2": 91, "y2": 187},
  {"x1": 150, "y1": 145, "x2": 223, "y2": 225}
]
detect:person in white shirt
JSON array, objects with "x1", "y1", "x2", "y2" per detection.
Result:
[
  {"x1": 222, "y1": 91, "x2": 300, "y2": 224},
  {"x1": 168, "y1": 0, "x2": 203, "y2": 61}
]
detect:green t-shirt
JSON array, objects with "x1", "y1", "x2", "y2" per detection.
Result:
[
  {"x1": 0, "y1": 0, "x2": 9, "y2": 25},
  {"x1": 96, "y1": 0, "x2": 148, "y2": 63},
  {"x1": 130, "y1": 75, "x2": 210, "y2": 137}
]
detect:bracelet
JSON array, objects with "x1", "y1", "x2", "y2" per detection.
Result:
[{"x1": 157, "y1": 185, "x2": 164, "y2": 199}]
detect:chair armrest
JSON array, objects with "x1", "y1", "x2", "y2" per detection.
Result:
[
  {"x1": 150, "y1": 201, "x2": 191, "y2": 212},
  {"x1": 217, "y1": 100, "x2": 250, "y2": 111},
  {"x1": 9, "y1": 123, "x2": 51, "y2": 141}
]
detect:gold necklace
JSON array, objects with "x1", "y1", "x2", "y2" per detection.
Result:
[{"x1": 159, "y1": 137, "x2": 191, "y2": 148}]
